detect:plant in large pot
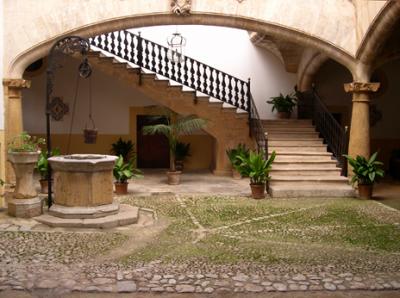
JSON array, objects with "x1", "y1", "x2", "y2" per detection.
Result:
[
  {"x1": 111, "y1": 138, "x2": 135, "y2": 162},
  {"x1": 113, "y1": 155, "x2": 143, "y2": 195},
  {"x1": 237, "y1": 150, "x2": 276, "y2": 199},
  {"x1": 267, "y1": 93, "x2": 297, "y2": 119},
  {"x1": 7, "y1": 132, "x2": 45, "y2": 217},
  {"x1": 143, "y1": 111, "x2": 206, "y2": 185},
  {"x1": 226, "y1": 143, "x2": 249, "y2": 179},
  {"x1": 174, "y1": 141, "x2": 191, "y2": 171},
  {"x1": 36, "y1": 148, "x2": 60, "y2": 193},
  {"x1": 344, "y1": 152, "x2": 384, "y2": 199}
]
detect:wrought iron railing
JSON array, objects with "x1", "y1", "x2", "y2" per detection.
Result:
[
  {"x1": 311, "y1": 89, "x2": 349, "y2": 176},
  {"x1": 89, "y1": 30, "x2": 265, "y2": 150}
]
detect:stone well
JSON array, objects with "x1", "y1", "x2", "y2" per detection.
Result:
[{"x1": 35, "y1": 154, "x2": 138, "y2": 228}]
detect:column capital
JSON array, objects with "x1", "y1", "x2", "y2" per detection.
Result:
[
  {"x1": 3, "y1": 78, "x2": 31, "y2": 89},
  {"x1": 344, "y1": 82, "x2": 380, "y2": 93}
]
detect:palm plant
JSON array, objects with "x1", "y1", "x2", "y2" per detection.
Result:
[{"x1": 142, "y1": 111, "x2": 206, "y2": 172}]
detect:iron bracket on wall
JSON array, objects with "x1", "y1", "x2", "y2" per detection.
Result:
[{"x1": 46, "y1": 36, "x2": 91, "y2": 208}]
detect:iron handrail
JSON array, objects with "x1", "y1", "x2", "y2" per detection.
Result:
[
  {"x1": 311, "y1": 89, "x2": 348, "y2": 176},
  {"x1": 89, "y1": 30, "x2": 265, "y2": 150}
]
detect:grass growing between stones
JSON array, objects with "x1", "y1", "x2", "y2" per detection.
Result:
[{"x1": 121, "y1": 196, "x2": 400, "y2": 270}]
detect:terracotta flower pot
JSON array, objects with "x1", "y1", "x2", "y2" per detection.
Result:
[
  {"x1": 358, "y1": 184, "x2": 373, "y2": 199},
  {"x1": 167, "y1": 171, "x2": 182, "y2": 185},
  {"x1": 114, "y1": 182, "x2": 128, "y2": 195},
  {"x1": 277, "y1": 111, "x2": 291, "y2": 119},
  {"x1": 250, "y1": 183, "x2": 265, "y2": 199}
]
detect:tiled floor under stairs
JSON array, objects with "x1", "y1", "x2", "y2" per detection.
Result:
[{"x1": 264, "y1": 119, "x2": 355, "y2": 198}]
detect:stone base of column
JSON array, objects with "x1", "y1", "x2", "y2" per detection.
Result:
[
  {"x1": 7, "y1": 197, "x2": 43, "y2": 218},
  {"x1": 49, "y1": 202, "x2": 120, "y2": 219}
]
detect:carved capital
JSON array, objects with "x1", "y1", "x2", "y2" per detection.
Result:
[
  {"x1": 171, "y1": 0, "x2": 191, "y2": 16},
  {"x1": 344, "y1": 82, "x2": 380, "y2": 93},
  {"x1": 3, "y1": 78, "x2": 31, "y2": 89}
]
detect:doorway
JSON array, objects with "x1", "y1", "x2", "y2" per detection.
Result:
[{"x1": 136, "y1": 115, "x2": 170, "y2": 168}]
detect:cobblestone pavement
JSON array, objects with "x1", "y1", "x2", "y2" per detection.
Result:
[{"x1": 0, "y1": 196, "x2": 399, "y2": 295}]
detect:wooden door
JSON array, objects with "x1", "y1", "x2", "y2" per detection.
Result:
[{"x1": 137, "y1": 115, "x2": 170, "y2": 168}]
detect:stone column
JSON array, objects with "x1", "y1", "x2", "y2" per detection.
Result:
[
  {"x1": 344, "y1": 82, "x2": 380, "y2": 160},
  {"x1": 2, "y1": 79, "x2": 31, "y2": 183}
]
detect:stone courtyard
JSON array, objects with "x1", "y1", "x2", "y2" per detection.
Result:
[{"x1": 0, "y1": 177, "x2": 399, "y2": 296}]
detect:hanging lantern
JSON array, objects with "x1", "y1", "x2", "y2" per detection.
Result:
[{"x1": 167, "y1": 32, "x2": 186, "y2": 63}]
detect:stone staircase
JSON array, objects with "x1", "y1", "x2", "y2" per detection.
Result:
[
  {"x1": 264, "y1": 119, "x2": 355, "y2": 198},
  {"x1": 85, "y1": 49, "x2": 254, "y2": 175}
]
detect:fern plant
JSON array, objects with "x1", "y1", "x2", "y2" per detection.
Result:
[
  {"x1": 142, "y1": 111, "x2": 206, "y2": 172},
  {"x1": 267, "y1": 93, "x2": 297, "y2": 113},
  {"x1": 111, "y1": 138, "x2": 135, "y2": 162},
  {"x1": 226, "y1": 143, "x2": 250, "y2": 174},
  {"x1": 344, "y1": 152, "x2": 385, "y2": 185}
]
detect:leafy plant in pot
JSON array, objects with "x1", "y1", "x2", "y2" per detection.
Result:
[
  {"x1": 36, "y1": 148, "x2": 60, "y2": 193},
  {"x1": 344, "y1": 152, "x2": 384, "y2": 199},
  {"x1": 174, "y1": 141, "x2": 191, "y2": 171},
  {"x1": 142, "y1": 111, "x2": 206, "y2": 185},
  {"x1": 111, "y1": 138, "x2": 135, "y2": 162},
  {"x1": 267, "y1": 93, "x2": 297, "y2": 119},
  {"x1": 113, "y1": 155, "x2": 143, "y2": 195},
  {"x1": 226, "y1": 143, "x2": 249, "y2": 179},
  {"x1": 237, "y1": 150, "x2": 276, "y2": 199}
]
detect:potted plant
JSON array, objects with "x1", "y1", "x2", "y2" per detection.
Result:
[
  {"x1": 267, "y1": 93, "x2": 297, "y2": 119},
  {"x1": 111, "y1": 138, "x2": 135, "y2": 162},
  {"x1": 7, "y1": 132, "x2": 45, "y2": 217},
  {"x1": 237, "y1": 150, "x2": 276, "y2": 199},
  {"x1": 175, "y1": 141, "x2": 191, "y2": 171},
  {"x1": 226, "y1": 143, "x2": 249, "y2": 179},
  {"x1": 344, "y1": 152, "x2": 385, "y2": 199},
  {"x1": 143, "y1": 111, "x2": 206, "y2": 185},
  {"x1": 36, "y1": 148, "x2": 60, "y2": 193},
  {"x1": 113, "y1": 155, "x2": 143, "y2": 195}
]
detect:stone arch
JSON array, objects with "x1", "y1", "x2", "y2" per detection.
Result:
[
  {"x1": 356, "y1": 0, "x2": 400, "y2": 65},
  {"x1": 297, "y1": 50, "x2": 329, "y2": 92},
  {"x1": 8, "y1": 13, "x2": 357, "y2": 79}
]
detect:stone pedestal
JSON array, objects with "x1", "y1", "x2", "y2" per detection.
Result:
[{"x1": 7, "y1": 151, "x2": 42, "y2": 218}]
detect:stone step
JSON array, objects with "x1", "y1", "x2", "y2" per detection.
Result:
[
  {"x1": 34, "y1": 204, "x2": 139, "y2": 229},
  {"x1": 267, "y1": 133, "x2": 320, "y2": 139},
  {"x1": 269, "y1": 140, "x2": 324, "y2": 146},
  {"x1": 262, "y1": 119, "x2": 312, "y2": 125},
  {"x1": 274, "y1": 155, "x2": 335, "y2": 162},
  {"x1": 272, "y1": 162, "x2": 339, "y2": 170},
  {"x1": 268, "y1": 146, "x2": 327, "y2": 152},
  {"x1": 270, "y1": 175, "x2": 348, "y2": 183},
  {"x1": 272, "y1": 151, "x2": 332, "y2": 156},
  {"x1": 270, "y1": 168, "x2": 342, "y2": 176},
  {"x1": 264, "y1": 126, "x2": 316, "y2": 132},
  {"x1": 268, "y1": 184, "x2": 355, "y2": 198}
]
